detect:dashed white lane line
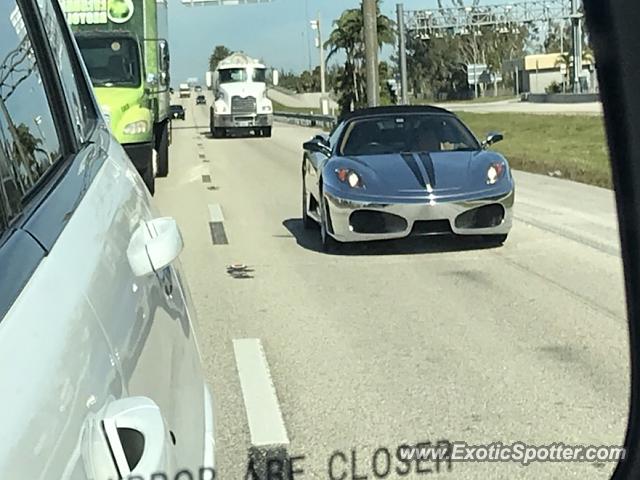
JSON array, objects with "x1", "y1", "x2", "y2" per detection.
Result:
[
  {"x1": 233, "y1": 338, "x2": 290, "y2": 447},
  {"x1": 208, "y1": 204, "x2": 225, "y2": 223}
]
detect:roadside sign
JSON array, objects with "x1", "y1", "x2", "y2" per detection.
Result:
[{"x1": 467, "y1": 63, "x2": 487, "y2": 85}]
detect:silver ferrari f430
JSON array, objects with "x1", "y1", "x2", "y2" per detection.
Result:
[{"x1": 301, "y1": 105, "x2": 515, "y2": 251}]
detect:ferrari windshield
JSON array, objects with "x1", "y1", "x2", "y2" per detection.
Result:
[{"x1": 340, "y1": 114, "x2": 480, "y2": 156}]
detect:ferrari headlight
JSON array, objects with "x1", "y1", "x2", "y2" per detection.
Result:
[
  {"x1": 336, "y1": 168, "x2": 364, "y2": 188},
  {"x1": 348, "y1": 172, "x2": 360, "y2": 188},
  {"x1": 123, "y1": 120, "x2": 149, "y2": 135},
  {"x1": 486, "y1": 162, "x2": 505, "y2": 184}
]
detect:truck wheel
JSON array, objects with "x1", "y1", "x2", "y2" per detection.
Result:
[
  {"x1": 263, "y1": 127, "x2": 272, "y2": 138},
  {"x1": 156, "y1": 122, "x2": 169, "y2": 178}
]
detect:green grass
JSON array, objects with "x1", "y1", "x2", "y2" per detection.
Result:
[
  {"x1": 415, "y1": 94, "x2": 518, "y2": 105},
  {"x1": 458, "y1": 112, "x2": 612, "y2": 188}
]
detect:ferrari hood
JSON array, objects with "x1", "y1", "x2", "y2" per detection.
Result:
[{"x1": 332, "y1": 151, "x2": 483, "y2": 195}]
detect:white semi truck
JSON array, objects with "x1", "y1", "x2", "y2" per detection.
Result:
[{"x1": 210, "y1": 52, "x2": 273, "y2": 138}]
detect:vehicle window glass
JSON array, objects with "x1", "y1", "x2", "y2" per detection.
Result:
[
  {"x1": 252, "y1": 68, "x2": 266, "y2": 83},
  {"x1": 328, "y1": 123, "x2": 344, "y2": 148},
  {"x1": 340, "y1": 114, "x2": 480, "y2": 156},
  {"x1": 0, "y1": 3, "x2": 62, "y2": 223},
  {"x1": 75, "y1": 36, "x2": 141, "y2": 89},
  {"x1": 219, "y1": 68, "x2": 247, "y2": 84},
  {"x1": 36, "y1": 0, "x2": 94, "y2": 143}
]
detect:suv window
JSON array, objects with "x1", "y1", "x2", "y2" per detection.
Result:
[
  {"x1": 0, "y1": 3, "x2": 62, "y2": 223},
  {"x1": 36, "y1": 0, "x2": 94, "y2": 143}
]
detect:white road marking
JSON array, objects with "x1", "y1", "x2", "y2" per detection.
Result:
[
  {"x1": 208, "y1": 204, "x2": 225, "y2": 223},
  {"x1": 233, "y1": 338, "x2": 290, "y2": 447}
]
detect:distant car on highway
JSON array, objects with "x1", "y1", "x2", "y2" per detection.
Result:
[
  {"x1": 195, "y1": 85, "x2": 203, "y2": 93},
  {"x1": 196, "y1": 94, "x2": 207, "y2": 105},
  {"x1": 302, "y1": 105, "x2": 514, "y2": 251},
  {"x1": 171, "y1": 104, "x2": 186, "y2": 120},
  {"x1": 0, "y1": 2, "x2": 215, "y2": 478}
]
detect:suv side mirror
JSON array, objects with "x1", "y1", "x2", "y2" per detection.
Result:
[{"x1": 483, "y1": 131, "x2": 504, "y2": 148}]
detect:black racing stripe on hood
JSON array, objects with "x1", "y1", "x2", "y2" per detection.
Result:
[
  {"x1": 417, "y1": 152, "x2": 436, "y2": 187},
  {"x1": 401, "y1": 153, "x2": 426, "y2": 188}
]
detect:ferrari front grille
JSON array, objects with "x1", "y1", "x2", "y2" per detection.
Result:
[
  {"x1": 455, "y1": 204, "x2": 505, "y2": 229},
  {"x1": 349, "y1": 210, "x2": 407, "y2": 234},
  {"x1": 411, "y1": 220, "x2": 453, "y2": 235}
]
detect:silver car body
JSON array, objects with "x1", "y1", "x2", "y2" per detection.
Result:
[
  {"x1": 0, "y1": 2, "x2": 214, "y2": 478},
  {"x1": 303, "y1": 108, "x2": 514, "y2": 243}
]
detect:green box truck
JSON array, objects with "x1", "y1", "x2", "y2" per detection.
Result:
[{"x1": 61, "y1": 0, "x2": 171, "y2": 195}]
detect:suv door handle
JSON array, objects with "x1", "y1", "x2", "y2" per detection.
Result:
[
  {"x1": 102, "y1": 396, "x2": 174, "y2": 478},
  {"x1": 127, "y1": 217, "x2": 184, "y2": 277}
]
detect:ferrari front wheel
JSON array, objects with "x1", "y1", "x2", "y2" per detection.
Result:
[
  {"x1": 320, "y1": 196, "x2": 338, "y2": 252},
  {"x1": 302, "y1": 178, "x2": 313, "y2": 230}
]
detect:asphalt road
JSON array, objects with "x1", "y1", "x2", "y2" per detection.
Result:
[{"x1": 158, "y1": 95, "x2": 628, "y2": 479}]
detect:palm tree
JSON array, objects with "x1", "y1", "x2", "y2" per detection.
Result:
[
  {"x1": 554, "y1": 50, "x2": 595, "y2": 91},
  {"x1": 325, "y1": 1, "x2": 395, "y2": 111}
]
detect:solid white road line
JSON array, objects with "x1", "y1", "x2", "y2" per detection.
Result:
[
  {"x1": 233, "y1": 338, "x2": 290, "y2": 447},
  {"x1": 208, "y1": 204, "x2": 225, "y2": 223}
]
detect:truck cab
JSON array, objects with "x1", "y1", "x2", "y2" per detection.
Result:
[{"x1": 210, "y1": 52, "x2": 273, "y2": 138}]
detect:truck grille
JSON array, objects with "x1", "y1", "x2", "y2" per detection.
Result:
[{"x1": 231, "y1": 96, "x2": 256, "y2": 115}]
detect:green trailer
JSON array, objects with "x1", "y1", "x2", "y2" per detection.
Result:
[{"x1": 61, "y1": 0, "x2": 171, "y2": 195}]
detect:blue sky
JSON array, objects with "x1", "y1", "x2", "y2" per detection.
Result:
[{"x1": 168, "y1": 0, "x2": 439, "y2": 83}]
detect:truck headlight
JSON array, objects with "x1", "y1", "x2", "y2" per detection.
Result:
[
  {"x1": 123, "y1": 120, "x2": 149, "y2": 135},
  {"x1": 262, "y1": 105, "x2": 272, "y2": 113}
]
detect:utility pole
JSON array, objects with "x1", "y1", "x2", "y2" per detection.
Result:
[
  {"x1": 318, "y1": 13, "x2": 326, "y2": 97},
  {"x1": 472, "y1": 30, "x2": 479, "y2": 99},
  {"x1": 363, "y1": 0, "x2": 379, "y2": 107},
  {"x1": 396, "y1": 3, "x2": 408, "y2": 104},
  {"x1": 570, "y1": 0, "x2": 582, "y2": 93},
  {"x1": 311, "y1": 14, "x2": 329, "y2": 114}
]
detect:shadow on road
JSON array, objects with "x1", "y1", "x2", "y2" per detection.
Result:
[
  {"x1": 282, "y1": 218, "x2": 503, "y2": 256},
  {"x1": 170, "y1": 125, "x2": 203, "y2": 130}
]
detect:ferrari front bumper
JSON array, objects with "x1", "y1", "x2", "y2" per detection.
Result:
[{"x1": 323, "y1": 186, "x2": 514, "y2": 242}]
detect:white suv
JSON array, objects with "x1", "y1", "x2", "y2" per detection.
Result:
[{"x1": 0, "y1": 1, "x2": 215, "y2": 479}]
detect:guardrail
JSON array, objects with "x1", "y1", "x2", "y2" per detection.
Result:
[{"x1": 273, "y1": 111, "x2": 337, "y2": 130}]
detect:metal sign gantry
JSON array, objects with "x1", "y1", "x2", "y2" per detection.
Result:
[
  {"x1": 181, "y1": 0, "x2": 272, "y2": 5},
  {"x1": 405, "y1": 0, "x2": 574, "y2": 33},
  {"x1": 397, "y1": 0, "x2": 585, "y2": 100}
]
